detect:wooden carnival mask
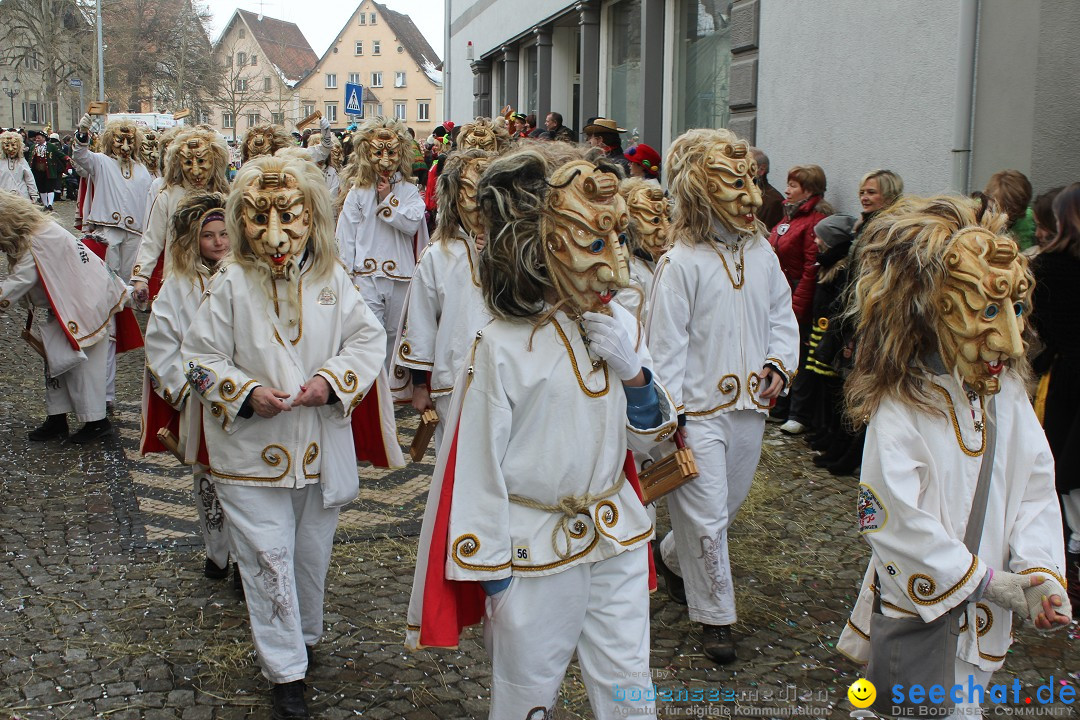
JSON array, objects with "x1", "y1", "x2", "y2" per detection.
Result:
[
  {"x1": 178, "y1": 136, "x2": 213, "y2": 189},
  {"x1": 365, "y1": 128, "x2": 401, "y2": 177},
  {"x1": 141, "y1": 131, "x2": 158, "y2": 170},
  {"x1": 542, "y1": 160, "x2": 630, "y2": 315},
  {"x1": 704, "y1": 139, "x2": 762, "y2": 234},
  {"x1": 244, "y1": 127, "x2": 278, "y2": 160},
  {"x1": 457, "y1": 156, "x2": 490, "y2": 238},
  {"x1": 458, "y1": 119, "x2": 500, "y2": 153},
  {"x1": 240, "y1": 170, "x2": 312, "y2": 279},
  {"x1": 111, "y1": 124, "x2": 137, "y2": 160},
  {"x1": 935, "y1": 229, "x2": 1030, "y2": 395},
  {"x1": 1, "y1": 133, "x2": 21, "y2": 159},
  {"x1": 625, "y1": 184, "x2": 672, "y2": 261}
]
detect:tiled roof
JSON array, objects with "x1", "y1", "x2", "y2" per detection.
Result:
[
  {"x1": 373, "y1": 2, "x2": 442, "y2": 79},
  {"x1": 234, "y1": 9, "x2": 318, "y2": 85}
]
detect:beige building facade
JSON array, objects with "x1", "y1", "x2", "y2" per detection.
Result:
[{"x1": 295, "y1": 0, "x2": 442, "y2": 133}]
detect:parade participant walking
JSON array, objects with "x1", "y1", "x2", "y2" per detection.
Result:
[
  {"x1": 28, "y1": 130, "x2": 65, "y2": 211},
  {"x1": 142, "y1": 192, "x2": 234, "y2": 583},
  {"x1": 131, "y1": 126, "x2": 231, "y2": 307},
  {"x1": 406, "y1": 144, "x2": 676, "y2": 720},
  {"x1": 614, "y1": 176, "x2": 672, "y2": 324},
  {"x1": 303, "y1": 130, "x2": 342, "y2": 200},
  {"x1": 0, "y1": 193, "x2": 127, "y2": 443},
  {"x1": 336, "y1": 117, "x2": 424, "y2": 367},
  {"x1": 181, "y1": 155, "x2": 387, "y2": 719},
  {"x1": 393, "y1": 149, "x2": 494, "y2": 452},
  {"x1": 0, "y1": 131, "x2": 39, "y2": 203},
  {"x1": 647, "y1": 128, "x2": 799, "y2": 664},
  {"x1": 242, "y1": 117, "x2": 333, "y2": 165},
  {"x1": 837, "y1": 195, "x2": 1070, "y2": 716}
]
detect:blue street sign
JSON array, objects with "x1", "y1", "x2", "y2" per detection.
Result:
[
  {"x1": 344, "y1": 82, "x2": 364, "y2": 118},
  {"x1": 68, "y1": 78, "x2": 83, "y2": 87}
]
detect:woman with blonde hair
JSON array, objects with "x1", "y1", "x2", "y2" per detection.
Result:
[
  {"x1": 142, "y1": 192, "x2": 235, "y2": 586},
  {"x1": 0, "y1": 130, "x2": 39, "y2": 202}
]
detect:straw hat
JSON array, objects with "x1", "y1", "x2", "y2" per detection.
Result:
[{"x1": 582, "y1": 117, "x2": 626, "y2": 134}]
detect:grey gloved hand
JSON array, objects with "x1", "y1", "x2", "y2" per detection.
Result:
[
  {"x1": 582, "y1": 310, "x2": 642, "y2": 382},
  {"x1": 320, "y1": 115, "x2": 331, "y2": 136},
  {"x1": 79, "y1": 113, "x2": 92, "y2": 133},
  {"x1": 983, "y1": 570, "x2": 1032, "y2": 616},
  {"x1": 1022, "y1": 573, "x2": 1072, "y2": 631}
]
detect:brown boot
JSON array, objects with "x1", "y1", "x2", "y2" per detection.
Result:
[{"x1": 701, "y1": 623, "x2": 737, "y2": 664}]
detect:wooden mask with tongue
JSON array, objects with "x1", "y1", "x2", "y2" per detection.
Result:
[
  {"x1": 541, "y1": 160, "x2": 631, "y2": 316},
  {"x1": 241, "y1": 169, "x2": 312, "y2": 280},
  {"x1": 936, "y1": 229, "x2": 1031, "y2": 395},
  {"x1": 704, "y1": 138, "x2": 762, "y2": 235}
]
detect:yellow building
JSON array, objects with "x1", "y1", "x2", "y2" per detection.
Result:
[{"x1": 295, "y1": 1, "x2": 442, "y2": 132}]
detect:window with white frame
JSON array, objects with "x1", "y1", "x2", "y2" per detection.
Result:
[
  {"x1": 370, "y1": 12, "x2": 376, "y2": 23},
  {"x1": 246, "y1": 111, "x2": 260, "y2": 127},
  {"x1": 326, "y1": 73, "x2": 337, "y2": 89},
  {"x1": 325, "y1": 104, "x2": 337, "y2": 123},
  {"x1": 373, "y1": 41, "x2": 381, "y2": 55},
  {"x1": 358, "y1": 12, "x2": 366, "y2": 24},
  {"x1": 348, "y1": 72, "x2": 361, "y2": 85},
  {"x1": 237, "y1": 51, "x2": 247, "y2": 66},
  {"x1": 417, "y1": 100, "x2": 430, "y2": 122},
  {"x1": 263, "y1": 77, "x2": 271, "y2": 92},
  {"x1": 301, "y1": 103, "x2": 314, "y2": 117},
  {"x1": 234, "y1": 78, "x2": 247, "y2": 91},
  {"x1": 371, "y1": 71, "x2": 382, "y2": 87},
  {"x1": 251, "y1": 54, "x2": 258, "y2": 66},
  {"x1": 355, "y1": 41, "x2": 363, "y2": 55},
  {"x1": 271, "y1": 112, "x2": 284, "y2": 125},
  {"x1": 393, "y1": 101, "x2": 406, "y2": 121},
  {"x1": 394, "y1": 71, "x2": 406, "y2": 88},
  {"x1": 223, "y1": 113, "x2": 234, "y2": 128}
]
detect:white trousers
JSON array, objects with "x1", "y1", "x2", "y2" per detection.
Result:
[
  {"x1": 193, "y1": 464, "x2": 231, "y2": 569},
  {"x1": 353, "y1": 275, "x2": 408, "y2": 371},
  {"x1": 484, "y1": 545, "x2": 656, "y2": 720},
  {"x1": 433, "y1": 393, "x2": 452, "y2": 455},
  {"x1": 44, "y1": 337, "x2": 108, "y2": 422},
  {"x1": 660, "y1": 410, "x2": 765, "y2": 625},
  {"x1": 215, "y1": 483, "x2": 340, "y2": 684},
  {"x1": 95, "y1": 226, "x2": 141, "y2": 283}
]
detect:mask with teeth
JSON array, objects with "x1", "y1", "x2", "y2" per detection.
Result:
[
  {"x1": 704, "y1": 138, "x2": 762, "y2": 235},
  {"x1": 142, "y1": 132, "x2": 158, "y2": 170},
  {"x1": 1, "y1": 132, "x2": 21, "y2": 159},
  {"x1": 541, "y1": 160, "x2": 631, "y2": 315},
  {"x1": 366, "y1": 128, "x2": 401, "y2": 178},
  {"x1": 178, "y1": 137, "x2": 213, "y2": 188},
  {"x1": 111, "y1": 125, "x2": 137, "y2": 160},
  {"x1": 935, "y1": 229, "x2": 1030, "y2": 395},
  {"x1": 240, "y1": 169, "x2": 312, "y2": 279},
  {"x1": 623, "y1": 182, "x2": 672, "y2": 261}
]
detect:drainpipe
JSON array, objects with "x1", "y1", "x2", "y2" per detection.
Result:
[
  {"x1": 444, "y1": 0, "x2": 451, "y2": 122},
  {"x1": 952, "y1": 0, "x2": 979, "y2": 194}
]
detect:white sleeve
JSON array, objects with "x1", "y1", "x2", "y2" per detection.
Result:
[
  {"x1": 335, "y1": 189, "x2": 363, "y2": 271},
  {"x1": 143, "y1": 281, "x2": 191, "y2": 408},
  {"x1": 376, "y1": 183, "x2": 424, "y2": 237},
  {"x1": 0, "y1": 251, "x2": 40, "y2": 309},
  {"x1": 645, "y1": 257, "x2": 691, "y2": 413},
  {"x1": 23, "y1": 163, "x2": 40, "y2": 202},
  {"x1": 395, "y1": 247, "x2": 439, "y2": 371},
  {"x1": 132, "y1": 189, "x2": 168, "y2": 282}
]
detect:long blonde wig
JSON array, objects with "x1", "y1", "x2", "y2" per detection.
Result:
[
  {"x1": 168, "y1": 192, "x2": 229, "y2": 283},
  {"x1": 101, "y1": 119, "x2": 146, "y2": 161},
  {"x1": 1, "y1": 130, "x2": 26, "y2": 158},
  {"x1": 844, "y1": 195, "x2": 1031, "y2": 424},
  {"x1": 666, "y1": 128, "x2": 765, "y2": 243},
  {"x1": 0, "y1": 192, "x2": 45, "y2": 266},
  {"x1": 227, "y1": 155, "x2": 338, "y2": 285},
  {"x1": 163, "y1": 127, "x2": 230, "y2": 193}
]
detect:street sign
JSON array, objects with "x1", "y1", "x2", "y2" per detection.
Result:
[
  {"x1": 344, "y1": 82, "x2": 364, "y2": 118},
  {"x1": 68, "y1": 78, "x2": 83, "y2": 87}
]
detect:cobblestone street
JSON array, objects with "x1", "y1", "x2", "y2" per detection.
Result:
[{"x1": 1, "y1": 200, "x2": 1076, "y2": 719}]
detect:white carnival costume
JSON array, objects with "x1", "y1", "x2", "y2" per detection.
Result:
[
  {"x1": 646, "y1": 130, "x2": 799, "y2": 661},
  {"x1": 0, "y1": 132, "x2": 40, "y2": 202}
]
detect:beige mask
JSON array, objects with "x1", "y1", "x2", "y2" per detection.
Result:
[
  {"x1": 625, "y1": 184, "x2": 672, "y2": 260},
  {"x1": 142, "y1": 132, "x2": 158, "y2": 169},
  {"x1": 936, "y1": 229, "x2": 1030, "y2": 395},
  {"x1": 704, "y1": 139, "x2": 762, "y2": 234},
  {"x1": 112, "y1": 125, "x2": 137, "y2": 159},
  {"x1": 456, "y1": 157, "x2": 490, "y2": 238},
  {"x1": 245, "y1": 128, "x2": 276, "y2": 159},
  {"x1": 179, "y1": 137, "x2": 212, "y2": 188},
  {"x1": 542, "y1": 160, "x2": 631, "y2": 315},
  {"x1": 460, "y1": 124, "x2": 498, "y2": 152},
  {"x1": 366, "y1": 129, "x2": 401, "y2": 177},
  {"x1": 1, "y1": 135, "x2": 20, "y2": 159},
  {"x1": 241, "y1": 171, "x2": 312, "y2": 279}
]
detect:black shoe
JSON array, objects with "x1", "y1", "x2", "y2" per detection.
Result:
[
  {"x1": 653, "y1": 543, "x2": 687, "y2": 605},
  {"x1": 701, "y1": 623, "x2": 737, "y2": 664},
  {"x1": 306, "y1": 645, "x2": 315, "y2": 668},
  {"x1": 204, "y1": 556, "x2": 229, "y2": 579},
  {"x1": 270, "y1": 680, "x2": 309, "y2": 720},
  {"x1": 68, "y1": 418, "x2": 113, "y2": 444},
  {"x1": 826, "y1": 436, "x2": 864, "y2": 476},
  {"x1": 807, "y1": 433, "x2": 831, "y2": 451},
  {"x1": 233, "y1": 562, "x2": 245, "y2": 599},
  {"x1": 1066, "y1": 552, "x2": 1080, "y2": 618},
  {"x1": 28, "y1": 414, "x2": 68, "y2": 441}
]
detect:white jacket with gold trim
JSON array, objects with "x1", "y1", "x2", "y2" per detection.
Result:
[{"x1": 335, "y1": 175, "x2": 424, "y2": 281}]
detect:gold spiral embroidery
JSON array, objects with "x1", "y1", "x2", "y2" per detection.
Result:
[
  {"x1": 747, "y1": 371, "x2": 773, "y2": 409},
  {"x1": 67, "y1": 320, "x2": 79, "y2": 334},
  {"x1": 220, "y1": 378, "x2": 256, "y2": 402},
  {"x1": 320, "y1": 368, "x2": 358, "y2": 394},
  {"x1": 451, "y1": 534, "x2": 512, "y2": 572},
  {"x1": 685, "y1": 374, "x2": 741, "y2": 416},
  {"x1": 907, "y1": 556, "x2": 978, "y2": 606},
  {"x1": 975, "y1": 603, "x2": 992, "y2": 636},
  {"x1": 1017, "y1": 566, "x2": 1068, "y2": 589},
  {"x1": 303, "y1": 442, "x2": 320, "y2": 479}
]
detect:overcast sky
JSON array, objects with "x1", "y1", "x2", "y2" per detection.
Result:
[{"x1": 202, "y1": 0, "x2": 445, "y2": 59}]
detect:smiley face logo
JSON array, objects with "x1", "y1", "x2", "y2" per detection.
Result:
[{"x1": 848, "y1": 678, "x2": 876, "y2": 709}]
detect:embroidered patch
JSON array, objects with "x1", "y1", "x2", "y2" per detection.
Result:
[
  {"x1": 514, "y1": 545, "x2": 530, "y2": 561},
  {"x1": 255, "y1": 547, "x2": 293, "y2": 623},
  {"x1": 186, "y1": 362, "x2": 217, "y2": 395},
  {"x1": 858, "y1": 484, "x2": 887, "y2": 533},
  {"x1": 317, "y1": 287, "x2": 337, "y2": 305},
  {"x1": 697, "y1": 527, "x2": 730, "y2": 598},
  {"x1": 198, "y1": 476, "x2": 225, "y2": 532}
]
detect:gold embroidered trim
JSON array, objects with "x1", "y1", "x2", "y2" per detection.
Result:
[
  {"x1": 709, "y1": 240, "x2": 745, "y2": 289},
  {"x1": 210, "y1": 444, "x2": 292, "y2": 482},
  {"x1": 765, "y1": 356, "x2": 795, "y2": 385},
  {"x1": 220, "y1": 378, "x2": 256, "y2": 403},
  {"x1": 320, "y1": 368, "x2": 358, "y2": 394},
  {"x1": 907, "y1": 555, "x2": 979, "y2": 606},
  {"x1": 928, "y1": 383, "x2": 985, "y2": 457},
  {"x1": 397, "y1": 341, "x2": 434, "y2": 366},
  {"x1": 869, "y1": 584, "x2": 918, "y2": 616},
  {"x1": 747, "y1": 371, "x2": 774, "y2": 410},
  {"x1": 846, "y1": 619, "x2": 870, "y2": 641},
  {"x1": 381, "y1": 259, "x2": 411, "y2": 280},
  {"x1": 303, "y1": 442, "x2": 320, "y2": 479},
  {"x1": 975, "y1": 603, "x2": 993, "y2": 636},
  {"x1": 685, "y1": 374, "x2": 741, "y2": 416},
  {"x1": 450, "y1": 534, "x2": 512, "y2": 572},
  {"x1": 513, "y1": 533, "x2": 600, "y2": 572},
  {"x1": 271, "y1": 278, "x2": 303, "y2": 346},
  {"x1": 1017, "y1": 566, "x2": 1068, "y2": 589},
  {"x1": 73, "y1": 294, "x2": 128, "y2": 343},
  {"x1": 210, "y1": 402, "x2": 228, "y2": 428},
  {"x1": 552, "y1": 317, "x2": 609, "y2": 398},
  {"x1": 456, "y1": 235, "x2": 481, "y2": 288},
  {"x1": 627, "y1": 421, "x2": 677, "y2": 442}
]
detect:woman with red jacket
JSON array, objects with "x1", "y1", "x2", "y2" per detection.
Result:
[{"x1": 768, "y1": 164, "x2": 831, "y2": 431}]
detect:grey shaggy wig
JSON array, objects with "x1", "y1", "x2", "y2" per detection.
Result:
[
  {"x1": 477, "y1": 143, "x2": 619, "y2": 321},
  {"x1": 434, "y1": 149, "x2": 494, "y2": 241}
]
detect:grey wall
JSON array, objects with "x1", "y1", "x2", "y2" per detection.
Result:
[
  {"x1": 756, "y1": 1, "x2": 964, "y2": 214},
  {"x1": 1030, "y1": 0, "x2": 1080, "y2": 193}
]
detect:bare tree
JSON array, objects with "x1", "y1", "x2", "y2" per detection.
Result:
[
  {"x1": 207, "y1": 40, "x2": 273, "y2": 142},
  {"x1": 0, "y1": 0, "x2": 94, "y2": 128}
]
